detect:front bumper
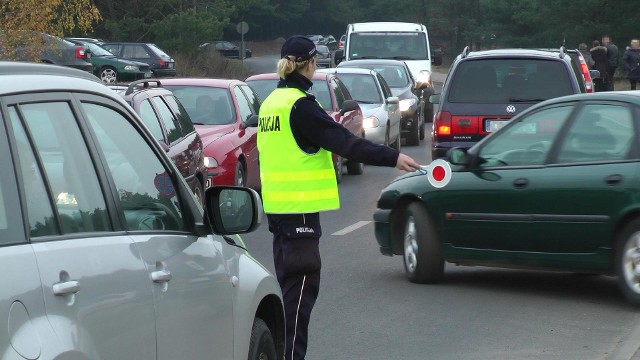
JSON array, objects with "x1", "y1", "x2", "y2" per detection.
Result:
[
  {"x1": 373, "y1": 209, "x2": 393, "y2": 256},
  {"x1": 364, "y1": 126, "x2": 386, "y2": 145}
]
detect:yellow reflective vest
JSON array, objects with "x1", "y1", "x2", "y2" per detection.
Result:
[{"x1": 257, "y1": 87, "x2": 339, "y2": 214}]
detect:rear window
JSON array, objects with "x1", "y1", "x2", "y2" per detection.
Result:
[
  {"x1": 448, "y1": 59, "x2": 574, "y2": 103},
  {"x1": 148, "y1": 44, "x2": 171, "y2": 58}
]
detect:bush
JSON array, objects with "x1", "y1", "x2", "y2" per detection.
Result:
[{"x1": 173, "y1": 49, "x2": 252, "y2": 79}]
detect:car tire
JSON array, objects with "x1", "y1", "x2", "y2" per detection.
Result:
[
  {"x1": 403, "y1": 202, "x2": 444, "y2": 284},
  {"x1": 406, "y1": 117, "x2": 420, "y2": 146},
  {"x1": 346, "y1": 159, "x2": 364, "y2": 175},
  {"x1": 615, "y1": 219, "x2": 640, "y2": 305},
  {"x1": 99, "y1": 66, "x2": 118, "y2": 84},
  {"x1": 248, "y1": 318, "x2": 277, "y2": 360},
  {"x1": 192, "y1": 179, "x2": 204, "y2": 207},
  {"x1": 334, "y1": 155, "x2": 343, "y2": 184},
  {"x1": 235, "y1": 161, "x2": 246, "y2": 187}
]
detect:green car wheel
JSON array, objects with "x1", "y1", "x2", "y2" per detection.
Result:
[{"x1": 403, "y1": 202, "x2": 444, "y2": 284}]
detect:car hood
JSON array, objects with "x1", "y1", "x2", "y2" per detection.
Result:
[
  {"x1": 390, "y1": 169, "x2": 426, "y2": 184},
  {"x1": 390, "y1": 87, "x2": 414, "y2": 99},
  {"x1": 358, "y1": 103, "x2": 385, "y2": 117},
  {"x1": 195, "y1": 124, "x2": 235, "y2": 147}
]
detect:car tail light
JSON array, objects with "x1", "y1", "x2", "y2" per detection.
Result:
[
  {"x1": 338, "y1": 41, "x2": 344, "y2": 47},
  {"x1": 580, "y1": 62, "x2": 594, "y2": 93},
  {"x1": 434, "y1": 111, "x2": 451, "y2": 135},
  {"x1": 74, "y1": 46, "x2": 87, "y2": 60},
  {"x1": 158, "y1": 59, "x2": 166, "y2": 67}
]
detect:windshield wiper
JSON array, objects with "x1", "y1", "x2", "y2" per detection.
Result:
[
  {"x1": 352, "y1": 55, "x2": 379, "y2": 59},
  {"x1": 508, "y1": 98, "x2": 546, "y2": 102},
  {"x1": 355, "y1": 100, "x2": 375, "y2": 104},
  {"x1": 392, "y1": 56, "x2": 414, "y2": 60}
]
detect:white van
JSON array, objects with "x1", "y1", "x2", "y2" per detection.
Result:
[{"x1": 337, "y1": 22, "x2": 442, "y2": 80}]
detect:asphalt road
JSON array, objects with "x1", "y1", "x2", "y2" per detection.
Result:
[{"x1": 241, "y1": 55, "x2": 640, "y2": 360}]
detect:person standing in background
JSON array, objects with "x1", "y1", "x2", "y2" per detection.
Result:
[
  {"x1": 590, "y1": 40, "x2": 609, "y2": 92},
  {"x1": 622, "y1": 39, "x2": 640, "y2": 90},
  {"x1": 603, "y1": 35, "x2": 619, "y2": 91},
  {"x1": 579, "y1": 43, "x2": 595, "y2": 69},
  {"x1": 258, "y1": 36, "x2": 420, "y2": 360}
]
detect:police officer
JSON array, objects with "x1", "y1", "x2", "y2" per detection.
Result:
[{"x1": 257, "y1": 35, "x2": 420, "y2": 360}]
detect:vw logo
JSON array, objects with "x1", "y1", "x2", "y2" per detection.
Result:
[{"x1": 506, "y1": 105, "x2": 516, "y2": 113}]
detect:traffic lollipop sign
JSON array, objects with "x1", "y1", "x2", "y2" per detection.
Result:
[{"x1": 421, "y1": 158, "x2": 452, "y2": 188}]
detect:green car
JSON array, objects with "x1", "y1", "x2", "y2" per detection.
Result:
[
  {"x1": 374, "y1": 90, "x2": 640, "y2": 304},
  {"x1": 67, "y1": 39, "x2": 152, "y2": 84}
]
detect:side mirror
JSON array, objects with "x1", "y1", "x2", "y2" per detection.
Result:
[
  {"x1": 446, "y1": 147, "x2": 470, "y2": 166},
  {"x1": 386, "y1": 96, "x2": 399, "y2": 105},
  {"x1": 334, "y1": 49, "x2": 344, "y2": 65},
  {"x1": 205, "y1": 186, "x2": 263, "y2": 234},
  {"x1": 428, "y1": 93, "x2": 441, "y2": 104},
  {"x1": 244, "y1": 114, "x2": 259, "y2": 128},
  {"x1": 431, "y1": 47, "x2": 443, "y2": 66},
  {"x1": 589, "y1": 69, "x2": 600, "y2": 80},
  {"x1": 339, "y1": 99, "x2": 359, "y2": 115}
]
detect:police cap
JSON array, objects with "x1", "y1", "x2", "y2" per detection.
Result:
[{"x1": 281, "y1": 36, "x2": 317, "y2": 62}]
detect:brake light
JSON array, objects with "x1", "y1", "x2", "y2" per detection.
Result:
[
  {"x1": 434, "y1": 111, "x2": 451, "y2": 135},
  {"x1": 338, "y1": 41, "x2": 344, "y2": 47},
  {"x1": 580, "y1": 62, "x2": 594, "y2": 93},
  {"x1": 158, "y1": 59, "x2": 166, "y2": 67},
  {"x1": 74, "y1": 46, "x2": 87, "y2": 59}
]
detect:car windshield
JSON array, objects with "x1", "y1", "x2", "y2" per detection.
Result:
[
  {"x1": 246, "y1": 78, "x2": 332, "y2": 111},
  {"x1": 448, "y1": 59, "x2": 574, "y2": 103},
  {"x1": 164, "y1": 85, "x2": 236, "y2": 125},
  {"x1": 245, "y1": 79, "x2": 277, "y2": 103},
  {"x1": 148, "y1": 44, "x2": 171, "y2": 59},
  {"x1": 349, "y1": 32, "x2": 428, "y2": 60},
  {"x1": 342, "y1": 64, "x2": 409, "y2": 88},
  {"x1": 335, "y1": 74, "x2": 381, "y2": 104},
  {"x1": 83, "y1": 42, "x2": 113, "y2": 56}
]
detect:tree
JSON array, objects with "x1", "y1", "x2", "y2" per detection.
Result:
[{"x1": 0, "y1": 0, "x2": 101, "y2": 61}]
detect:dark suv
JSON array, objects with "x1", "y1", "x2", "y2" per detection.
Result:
[
  {"x1": 110, "y1": 79, "x2": 206, "y2": 205},
  {"x1": 430, "y1": 47, "x2": 586, "y2": 159},
  {"x1": 102, "y1": 42, "x2": 176, "y2": 77}
]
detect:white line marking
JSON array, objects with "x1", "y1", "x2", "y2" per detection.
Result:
[{"x1": 331, "y1": 221, "x2": 371, "y2": 236}]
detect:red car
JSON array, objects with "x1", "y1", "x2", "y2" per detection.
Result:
[
  {"x1": 245, "y1": 72, "x2": 365, "y2": 182},
  {"x1": 162, "y1": 78, "x2": 261, "y2": 190}
]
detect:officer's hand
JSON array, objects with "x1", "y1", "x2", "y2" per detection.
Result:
[{"x1": 396, "y1": 153, "x2": 421, "y2": 172}]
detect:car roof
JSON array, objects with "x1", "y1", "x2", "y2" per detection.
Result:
[
  {"x1": 349, "y1": 22, "x2": 425, "y2": 32},
  {"x1": 316, "y1": 68, "x2": 377, "y2": 76},
  {"x1": 161, "y1": 78, "x2": 244, "y2": 88},
  {"x1": 460, "y1": 48, "x2": 574, "y2": 61},
  {"x1": 245, "y1": 72, "x2": 332, "y2": 81},
  {"x1": 338, "y1": 59, "x2": 409, "y2": 67},
  {"x1": 0, "y1": 61, "x2": 107, "y2": 95},
  {"x1": 109, "y1": 79, "x2": 171, "y2": 98}
]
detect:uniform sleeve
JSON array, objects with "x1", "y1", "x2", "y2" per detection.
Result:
[{"x1": 291, "y1": 97, "x2": 399, "y2": 167}]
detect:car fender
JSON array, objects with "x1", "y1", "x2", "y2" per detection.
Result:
[{"x1": 232, "y1": 253, "x2": 284, "y2": 360}]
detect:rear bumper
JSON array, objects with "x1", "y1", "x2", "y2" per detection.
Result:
[
  {"x1": 432, "y1": 140, "x2": 479, "y2": 159},
  {"x1": 152, "y1": 68, "x2": 177, "y2": 77}
]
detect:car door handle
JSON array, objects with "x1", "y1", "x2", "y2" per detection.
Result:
[
  {"x1": 151, "y1": 270, "x2": 172, "y2": 283},
  {"x1": 605, "y1": 174, "x2": 623, "y2": 185},
  {"x1": 513, "y1": 178, "x2": 529, "y2": 188},
  {"x1": 52, "y1": 280, "x2": 80, "y2": 296}
]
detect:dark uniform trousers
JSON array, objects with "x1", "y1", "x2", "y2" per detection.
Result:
[{"x1": 268, "y1": 213, "x2": 322, "y2": 360}]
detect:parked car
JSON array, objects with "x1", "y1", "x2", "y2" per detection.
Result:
[
  {"x1": 109, "y1": 79, "x2": 207, "y2": 205},
  {"x1": 162, "y1": 78, "x2": 261, "y2": 191},
  {"x1": 338, "y1": 59, "x2": 430, "y2": 145},
  {"x1": 1, "y1": 32, "x2": 92, "y2": 72},
  {"x1": 430, "y1": 47, "x2": 587, "y2": 159},
  {"x1": 536, "y1": 47, "x2": 600, "y2": 93},
  {"x1": 306, "y1": 35, "x2": 326, "y2": 45},
  {"x1": 200, "y1": 40, "x2": 252, "y2": 59},
  {"x1": 66, "y1": 37, "x2": 107, "y2": 45},
  {"x1": 338, "y1": 34, "x2": 346, "y2": 50},
  {"x1": 0, "y1": 61, "x2": 284, "y2": 358},
  {"x1": 102, "y1": 41, "x2": 176, "y2": 77},
  {"x1": 374, "y1": 89, "x2": 640, "y2": 305},
  {"x1": 315, "y1": 44, "x2": 332, "y2": 68},
  {"x1": 317, "y1": 67, "x2": 402, "y2": 150},
  {"x1": 66, "y1": 38, "x2": 152, "y2": 83},
  {"x1": 245, "y1": 72, "x2": 365, "y2": 182}
]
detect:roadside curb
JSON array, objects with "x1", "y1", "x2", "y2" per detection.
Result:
[{"x1": 608, "y1": 316, "x2": 640, "y2": 360}]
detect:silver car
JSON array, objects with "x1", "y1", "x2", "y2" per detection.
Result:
[
  {"x1": 0, "y1": 61, "x2": 283, "y2": 360},
  {"x1": 317, "y1": 67, "x2": 401, "y2": 149}
]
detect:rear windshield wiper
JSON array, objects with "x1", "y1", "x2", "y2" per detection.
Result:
[{"x1": 508, "y1": 98, "x2": 546, "y2": 102}]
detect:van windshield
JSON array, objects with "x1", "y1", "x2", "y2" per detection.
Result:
[{"x1": 349, "y1": 32, "x2": 428, "y2": 60}]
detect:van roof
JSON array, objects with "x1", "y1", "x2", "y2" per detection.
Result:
[{"x1": 349, "y1": 22, "x2": 426, "y2": 32}]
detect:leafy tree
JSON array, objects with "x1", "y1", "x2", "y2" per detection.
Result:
[{"x1": 0, "y1": 0, "x2": 101, "y2": 61}]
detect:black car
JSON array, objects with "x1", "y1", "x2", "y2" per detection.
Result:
[
  {"x1": 110, "y1": 79, "x2": 206, "y2": 205},
  {"x1": 102, "y1": 42, "x2": 176, "y2": 77},
  {"x1": 200, "y1": 41, "x2": 252, "y2": 59},
  {"x1": 430, "y1": 46, "x2": 586, "y2": 159},
  {"x1": 338, "y1": 59, "x2": 429, "y2": 146}
]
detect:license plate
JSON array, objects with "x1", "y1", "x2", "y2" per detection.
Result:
[{"x1": 485, "y1": 119, "x2": 508, "y2": 132}]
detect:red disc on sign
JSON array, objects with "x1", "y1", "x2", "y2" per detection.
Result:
[{"x1": 427, "y1": 159, "x2": 452, "y2": 188}]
